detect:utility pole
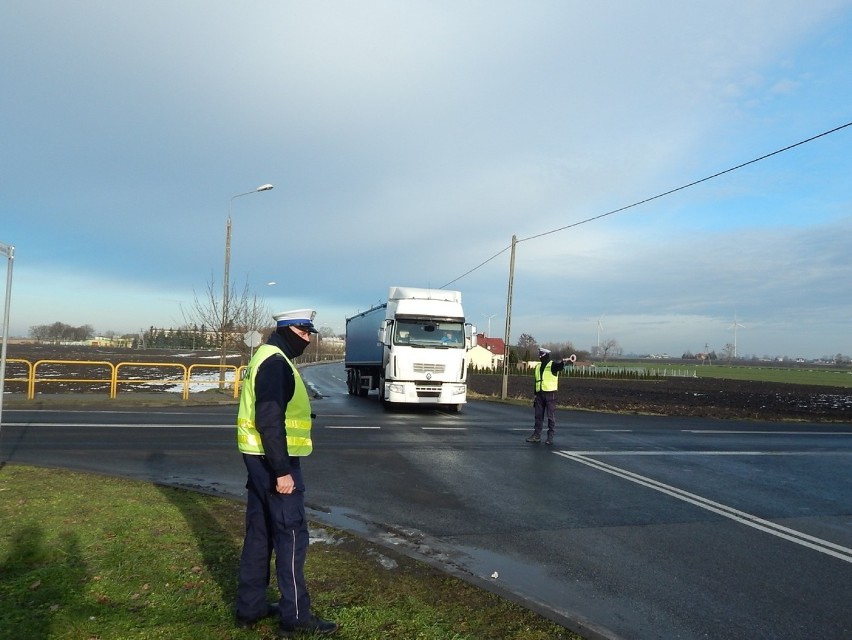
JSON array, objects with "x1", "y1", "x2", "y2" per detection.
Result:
[{"x1": 501, "y1": 235, "x2": 517, "y2": 400}]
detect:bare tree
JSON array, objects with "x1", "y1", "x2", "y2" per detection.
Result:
[
  {"x1": 515, "y1": 333, "x2": 539, "y2": 364},
  {"x1": 28, "y1": 322, "x2": 94, "y2": 343},
  {"x1": 181, "y1": 273, "x2": 272, "y2": 385},
  {"x1": 516, "y1": 333, "x2": 537, "y2": 348},
  {"x1": 244, "y1": 293, "x2": 273, "y2": 334},
  {"x1": 541, "y1": 341, "x2": 576, "y2": 360},
  {"x1": 28, "y1": 324, "x2": 51, "y2": 341},
  {"x1": 71, "y1": 324, "x2": 94, "y2": 341},
  {"x1": 600, "y1": 338, "x2": 621, "y2": 362}
]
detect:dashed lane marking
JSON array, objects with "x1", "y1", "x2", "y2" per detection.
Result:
[{"x1": 325, "y1": 426, "x2": 380, "y2": 429}]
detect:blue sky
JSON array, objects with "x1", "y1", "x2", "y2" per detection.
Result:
[{"x1": 1, "y1": 1, "x2": 850, "y2": 359}]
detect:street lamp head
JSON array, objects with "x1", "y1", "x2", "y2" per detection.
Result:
[{"x1": 256, "y1": 184, "x2": 274, "y2": 192}]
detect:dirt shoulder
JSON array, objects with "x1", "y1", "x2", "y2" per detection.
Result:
[{"x1": 468, "y1": 374, "x2": 852, "y2": 423}]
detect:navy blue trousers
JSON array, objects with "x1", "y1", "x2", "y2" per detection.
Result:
[
  {"x1": 236, "y1": 454, "x2": 311, "y2": 626},
  {"x1": 533, "y1": 391, "x2": 557, "y2": 436}
]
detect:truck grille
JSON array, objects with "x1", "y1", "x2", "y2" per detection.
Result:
[
  {"x1": 415, "y1": 385, "x2": 442, "y2": 398},
  {"x1": 413, "y1": 363, "x2": 445, "y2": 374}
]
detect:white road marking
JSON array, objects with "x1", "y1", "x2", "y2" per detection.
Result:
[
  {"x1": 566, "y1": 450, "x2": 852, "y2": 456},
  {"x1": 325, "y1": 426, "x2": 380, "y2": 429},
  {"x1": 2, "y1": 422, "x2": 233, "y2": 428},
  {"x1": 682, "y1": 430, "x2": 852, "y2": 435},
  {"x1": 554, "y1": 451, "x2": 852, "y2": 564}
]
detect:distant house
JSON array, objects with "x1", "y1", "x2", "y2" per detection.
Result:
[
  {"x1": 476, "y1": 333, "x2": 505, "y2": 356},
  {"x1": 468, "y1": 345, "x2": 498, "y2": 370},
  {"x1": 468, "y1": 333, "x2": 506, "y2": 370}
]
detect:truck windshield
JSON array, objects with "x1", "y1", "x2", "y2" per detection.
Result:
[{"x1": 394, "y1": 320, "x2": 464, "y2": 348}]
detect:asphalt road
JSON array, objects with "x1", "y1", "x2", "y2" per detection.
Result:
[{"x1": 2, "y1": 361, "x2": 851, "y2": 640}]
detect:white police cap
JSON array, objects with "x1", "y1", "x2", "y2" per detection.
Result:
[{"x1": 274, "y1": 308, "x2": 318, "y2": 333}]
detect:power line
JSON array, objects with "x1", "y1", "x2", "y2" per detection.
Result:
[
  {"x1": 442, "y1": 245, "x2": 511, "y2": 288},
  {"x1": 442, "y1": 120, "x2": 852, "y2": 288}
]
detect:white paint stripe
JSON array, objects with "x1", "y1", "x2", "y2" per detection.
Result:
[
  {"x1": 2, "y1": 422, "x2": 233, "y2": 428},
  {"x1": 8, "y1": 422, "x2": 396, "y2": 430},
  {"x1": 325, "y1": 426, "x2": 380, "y2": 429},
  {"x1": 566, "y1": 450, "x2": 852, "y2": 456},
  {"x1": 683, "y1": 430, "x2": 852, "y2": 435},
  {"x1": 5, "y1": 409, "x2": 202, "y2": 416},
  {"x1": 421, "y1": 427, "x2": 467, "y2": 431},
  {"x1": 554, "y1": 451, "x2": 852, "y2": 563}
]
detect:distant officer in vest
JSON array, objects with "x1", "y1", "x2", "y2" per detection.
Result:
[
  {"x1": 525, "y1": 348, "x2": 576, "y2": 445},
  {"x1": 235, "y1": 309, "x2": 339, "y2": 637}
]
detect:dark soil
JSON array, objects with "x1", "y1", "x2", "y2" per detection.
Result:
[
  {"x1": 4, "y1": 344, "x2": 851, "y2": 422},
  {"x1": 468, "y1": 373, "x2": 852, "y2": 423}
]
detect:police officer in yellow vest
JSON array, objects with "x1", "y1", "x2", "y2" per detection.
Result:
[
  {"x1": 526, "y1": 348, "x2": 576, "y2": 445},
  {"x1": 235, "y1": 309, "x2": 338, "y2": 637}
]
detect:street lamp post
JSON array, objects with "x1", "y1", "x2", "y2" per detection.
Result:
[{"x1": 219, "y1": 184, "x2": 273, "y2": 386}]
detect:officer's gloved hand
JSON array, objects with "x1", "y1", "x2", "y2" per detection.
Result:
[{"x1": 310, "y1": 413, "x2": 316, "y2": 419}]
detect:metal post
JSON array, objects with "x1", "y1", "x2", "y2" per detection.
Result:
[
  {"x1": 501, "y1": 235, "x2": 516, "y2": 400},
  {"x1": 0, "y1": 242, "x2": 15, "y2": 432},
  {"x1": 219, "y1": 214, "x2": 233, "y2": 387}
]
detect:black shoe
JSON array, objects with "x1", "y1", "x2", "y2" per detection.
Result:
[
  {"x1": 279, "y1": 615, "x2": 339, "y2": 637},
  {"x1": 236, "y1": 602, "x2": 279, "y2": 629},
  {"x1": 545, "y1": 438, "x2": 553, "y2": 446}
]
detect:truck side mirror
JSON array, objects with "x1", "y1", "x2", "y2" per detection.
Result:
[{"x1": 377, "y1": 319, "x2": 392, "y2": 346}]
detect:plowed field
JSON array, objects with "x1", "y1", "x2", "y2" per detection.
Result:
[{"x1": 468, "y1": 373, "x2": 852, "y2": 422}]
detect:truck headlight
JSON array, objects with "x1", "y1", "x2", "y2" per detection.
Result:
[
  {"x1": 388, "y1": 383, "x2": 405, "y2": 394},
  {"x1": 452, "y1": 385, "x2": 466, "y2": 395}
]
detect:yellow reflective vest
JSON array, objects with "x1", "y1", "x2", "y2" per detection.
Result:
[
  {"x1": 533, "y1": 360, "x2": 559, "y2": 393},
  {"x1": 237, "y1": 343, "x2": 313, "y2": 456}
]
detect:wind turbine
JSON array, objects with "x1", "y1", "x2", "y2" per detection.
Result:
[
  {"x1": 728, "y1": 314, "x2": 745, "y2": 359},
  {"x1": 596, "y1": 315, "x2": 605, "y2": 351},
  {"x1": 484, "y1": 313, "x2": 499, "y2": 338}
]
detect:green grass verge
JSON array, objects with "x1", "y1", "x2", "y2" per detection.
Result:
[
  {"x1": 693, "y1": 364, "x2": 852, "y2": 387},
  {"x1": 0, "y1": 465, "x2": 577, "y2": 640}
]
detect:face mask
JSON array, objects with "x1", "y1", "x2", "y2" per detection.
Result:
[{"x1": 281, "y1": 327, "x2": 311, "y2": 357}]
